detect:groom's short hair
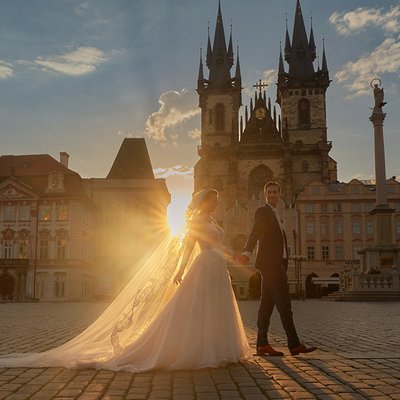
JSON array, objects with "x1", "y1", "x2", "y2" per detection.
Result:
[{"x1": 264, "y1": 181, "x2": 281, "y2": 193}]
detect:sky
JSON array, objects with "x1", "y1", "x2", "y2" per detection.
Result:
[{"x1": 1, "y1": 0, "x2": 399, "y2": 223}]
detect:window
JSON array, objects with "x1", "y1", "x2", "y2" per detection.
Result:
[
  {"x1": 334, "y1": 220, "x2": 343, "y2": 235},
  {"x1": 39, "y1": 239, "x2": 49, "y2": 260},
  {"x1": 334, "y1": 203, "x2": 342, "y2": 212},
  {"x1": 335, "y1": 245, "x2": 344, "y2": 260},
  {"x1": 3, "y1": 204, "x2": 15, "y2": 221},
  {"x1": 18, "y1": 239, "x2": 28, "y2": 259},
  {"x1": 57, "y1": 239, "x2": 67, "y2": 260},
  {"x1": 208, "y1": 110, "x2": 213, "y2": 124},
  {"x1": 306, "y1": 222, "x2": 315, "y2": 235},
  {"x1": 322, "y1": 245, "x2": 329, "y2": 260},
  {"x1": 351, "y1": 203, "x2": 361, "y2": 213},
  {"x1": 298, "y1": 98, "x2": 310, "y2": 126},
  {"x1": 307, "y1": 245, "x2": 315, "y2": 260},
  {"x1": 352, "y1": 221, "x2": 361, "y2": 235},
  {"x1": 366, "y1": 221, "x2": 374, "y2": 235},
  {"x1": 321, "y1": 203, "x2": 329, "y2": 213},
  {"x1": 350, "y1": 186, "x2": 360, "y2": 195},
  {"x1": 3, "y1": 240, "x2": 13, "y2": 259},
  {"x1": 56, "y1": 203, "x2": 69, "y2": 221},
  {"x1": 39, "y1": 205, "x2": 51, "y2": 221},
  {"x1": 305, "y1": 203, "x2": 315, "y2": 213},
  {"x1": 321, "y1": 221, "x2": 329, "y2": 235},
  {"x1": 55, "y1": 273, "x2": 66, "y2": 298},
  {"x1": 215, "y1": 104, "x2": 225, "y2": 131},
  {"x1": 396, "y1": 221, "x2": 400, "y2": 235},
  {"x1": 302, "y1": 160, "x2": 309, "y2": 172},
  {"x1": 18, "y1": 204, "x2": 30, "y2": 221}
]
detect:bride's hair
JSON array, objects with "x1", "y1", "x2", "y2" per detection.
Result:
[{"x1": 185, "y1": 188, "x2": 219, "y2": 222}]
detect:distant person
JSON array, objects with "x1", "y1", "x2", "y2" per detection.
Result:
[{"x1": 238, "y1": 181, "x2": 317, "y2": 356}]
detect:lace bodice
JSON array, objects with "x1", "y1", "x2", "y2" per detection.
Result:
[{"x1": 189, "y1": 215, "x2": 224, "y2": 251}]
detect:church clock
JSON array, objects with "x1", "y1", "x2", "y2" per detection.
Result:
[{"x1": 255, "y1": 107, "x2": 266, "y2": 120}]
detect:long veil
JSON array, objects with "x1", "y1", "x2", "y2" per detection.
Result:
[{"x1": 0, "y1": 223, "x2": 199, "y2": 369}]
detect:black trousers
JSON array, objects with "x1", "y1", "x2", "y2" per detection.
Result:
[{"x1": 257, "y1": 266, "x2": 300, "y2": 349}]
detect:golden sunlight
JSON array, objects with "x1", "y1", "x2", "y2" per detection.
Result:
[{"x1": 167, "y1": 195, "x2": 191, "y2": 235}]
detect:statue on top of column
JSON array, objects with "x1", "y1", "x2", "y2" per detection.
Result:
[{"x1": 371, "y1": 78, "x2": 387, "y2": 111}]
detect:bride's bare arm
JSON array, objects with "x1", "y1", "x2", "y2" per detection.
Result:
[
  {"x1": 223, "y1": 246, "x2": 238, "y2": 261},
  {"x1": 173, "y1": 234, "x2": 196, "y2": 285}
]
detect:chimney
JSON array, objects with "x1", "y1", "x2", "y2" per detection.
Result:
[{"x1": 60, "y1": 152, "x2": 69, "y2": 168}]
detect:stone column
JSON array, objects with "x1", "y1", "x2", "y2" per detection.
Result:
[{"x1": 369, "y1": 111, "x2": 387, "y2": 206}]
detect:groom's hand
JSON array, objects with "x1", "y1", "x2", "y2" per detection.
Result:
[{"x1": 237, "y1": 254, "x2": 249, "y2": 265}]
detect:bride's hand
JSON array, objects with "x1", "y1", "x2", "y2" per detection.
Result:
[{"x1": 173, "y1": 271, "x2": 183, "y2": 285}]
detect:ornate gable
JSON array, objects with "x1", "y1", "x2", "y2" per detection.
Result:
[{"x1": 0, "y1": 178, "x2": 38, "y2": 200}]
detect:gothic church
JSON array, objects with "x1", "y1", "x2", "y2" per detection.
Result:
[{"x1": 194, "y1": 0, "x2": 337, "y2": 249}]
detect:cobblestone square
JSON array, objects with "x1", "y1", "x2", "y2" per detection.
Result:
[{"x1": 0, "y1": 300, "x2": 399, "y2": 399}]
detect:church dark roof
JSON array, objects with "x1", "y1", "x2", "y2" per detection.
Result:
[{"x1": 107, "y1": 138, "x2": 155, "y2": 179}]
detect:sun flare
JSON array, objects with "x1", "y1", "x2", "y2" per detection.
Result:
[{"x1": 167, "y1": 195, "x2": 191, "y2": 236}]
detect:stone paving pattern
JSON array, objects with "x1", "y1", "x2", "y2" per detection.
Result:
[{"x1": 0, "y1": 300, "x2": 399, "y2": 399}]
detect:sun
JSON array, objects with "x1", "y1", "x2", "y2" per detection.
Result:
[{"x1": 167, "y1": 195, "x2": 191, "y2": 236}]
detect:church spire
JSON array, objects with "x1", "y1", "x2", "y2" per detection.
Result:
[
  {"x1": 288, "y1": 0, "x2": 314, "y2": 78},
  {"x1": 278, "y1": 42, "x2": 285, "y2": 75},
  {"x1": 197, "y1": 48, "x2": 205, "y2": 91},
  {"x1": 321, "y1": 39, "x2": 328, "y2": 71},
  {"x1": 206, "y1": 26, "x2": 212, "y2": 68},
  {"x1": 207, "y1": 0, "x2": 232, "y2": 86},
  {"x1": 228, "y1": 23, "x2": 234, "y2": 68},
  {"x1": 284, "y1": 18, "x2": 291, "y2": 62},
  {"x1": 234, "y1": 45, "x2": 242, "y2": 83},
  {"x1": 309, "y1": 16, "x2": 316, "y2": 62}
]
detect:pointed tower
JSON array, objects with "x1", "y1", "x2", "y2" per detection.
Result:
[
  {"x1": 277, "y1": 0, "x2": 336, "y2": 200},
  {"x1": 194, "y1": 1, "x2": 242, "y2": 202}
]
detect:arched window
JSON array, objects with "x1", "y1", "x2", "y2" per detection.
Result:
[
  {"x1": 298, "y1": 98, "x2": 310, "y2": 126},
  {"x1": 215, "y1": 104, "x2": 225, "y2": 131},
  {"x1": 248, "y1": 165, "x2": 274, "y2": 199}
]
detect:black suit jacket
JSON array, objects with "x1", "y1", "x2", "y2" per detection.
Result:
[{"x1": 243, "y1": 204, "x2": 288, "y2": 275}]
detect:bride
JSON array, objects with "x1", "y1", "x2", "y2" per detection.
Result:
[{"x1": 0, "y1": 189, "x2": 252, "y2": 372}]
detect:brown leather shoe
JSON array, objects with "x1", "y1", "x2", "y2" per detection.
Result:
[
  {"x1": 290, "y1": 342, "x2": 317, "y2": 356},
  {"x1": 256, "y1": 344, "x2": 284, "y2": 356}
]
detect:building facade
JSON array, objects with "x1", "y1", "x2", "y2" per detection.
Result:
[
  {"x1": 0, "y1": 153, "x2": 96, "y2": 301},
  {"x1": 0, "y1": 138, "x2": 170, "y2": 301},
  {"x1": 296, "y1": 179, "x2": 400, "y2": 294}
]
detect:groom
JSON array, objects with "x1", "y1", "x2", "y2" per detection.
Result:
[{"x1": 238, "y1": 181, "x2": 317, "y2": 356}]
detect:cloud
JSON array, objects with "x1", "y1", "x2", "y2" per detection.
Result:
[
  {"x1": 0, "y1": 61, "x2": 14, "y2": 79},
  {"x1": 34, "y1": 46, "x2": 107, "y2": 76},
  {"x1": 154, "y1": 165, "x2": 193, "y2": 179},
  {"x1": 329, "y1": 6, "x2": 400, "y2": 36},
  {"x1": 262, "y1": 69, "x2": 277, "y2": 86},
  {"x1": 144, "y1": 89, "x2": 200, "y2": 143},
  {"x1": 188, "y1": 128, "x2": 201, "y2": 140},
  {"x1": 335, "y1": 38, "x2": 400, "y2": 97}
]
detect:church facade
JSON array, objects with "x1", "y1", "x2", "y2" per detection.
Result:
[{"x1": 194, "y1": 0, "x2": 337, "y2": 253}]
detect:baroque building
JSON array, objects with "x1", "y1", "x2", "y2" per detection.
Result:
[
  {"x1": 194, "y1": 0, "x2": 337, "y2": 252},
  {"x1": 0, "y1": 153, "x2": 96, "y2": 301},
  {"x1": 0, "y1": 138, "x2": 170, "y2": 301}
]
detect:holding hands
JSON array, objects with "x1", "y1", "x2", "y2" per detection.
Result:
[{"x1": 237, "y1": 253, "x2": 249, "y2": 265}]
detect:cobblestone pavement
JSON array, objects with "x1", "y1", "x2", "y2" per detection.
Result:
[{"x1": 0, "y1": 300, "x2": 399, "y2": 399}]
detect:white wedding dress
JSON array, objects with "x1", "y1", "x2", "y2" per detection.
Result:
[{"x1": 0, "y1": 215, "x2": 252, "y2": 372}]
